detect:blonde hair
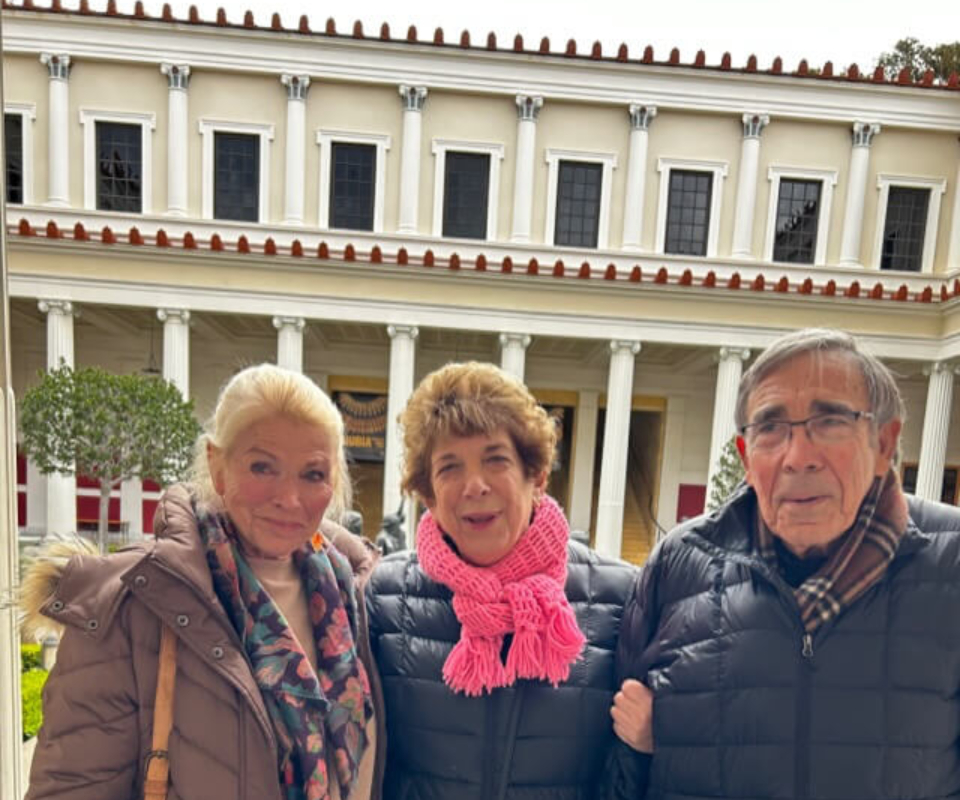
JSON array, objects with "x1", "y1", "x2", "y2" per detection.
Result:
[
  {"x1": 399, "y1": 362, "x2": 557, "y2": 503},
  {"x1": 191, "y1": 364, "x2": 351, "y2": 519}
]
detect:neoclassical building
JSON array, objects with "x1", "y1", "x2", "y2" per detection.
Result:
[{"x1": 4, "y1": 3, "x2": 960, "y2": 563}]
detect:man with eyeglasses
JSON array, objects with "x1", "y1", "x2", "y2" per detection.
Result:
[{"x1": 603, "y1": 328, "x2": 960, "y2": 800}]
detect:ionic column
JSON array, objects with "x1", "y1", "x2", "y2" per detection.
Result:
[
  {"x1": 706, "y1": 347, "x2": 751, "y2": 495},
  {"x1": 510, "y1": 95, "x2": 543, "y2": 244},
  {"x1": 273, "y1": 316, "x2": 305, "y2": 373},
  {"x1": 160, "y1": 64, "x2": 190, "y2": 216},
  {"x1": 40, "y1": 53, "x2": 71, "y2": 207},
  {"x1": 397, "y1": 86, "x2": 428, "y2": 234},
  {"x1": 731, "y1": 114, "x2": 770, "y2": 258},
  {"x1": 157, "y1": 309, "x2": 190, "y2": 397},
  {"x1": 38, "y1": 299, "x2": 76, "y2": 534},
  {"x1": 499, "y1": 333, "x2": 532, "y2": 382},
  {"x1": 916, "y1": 362, "x2": 957, "y2": 501},
  {"x1": 595, "y1": 340, "x2": 641, "y2": 559},
  {"x1": 281, "y1": 74, "x2": 310, "y2": 225},
  {"x1": 839, "y1": 122, "x2": 881, "y2": 267},
  {"x1": 384, "y1": 325, "x2": 419, "y2": 546},
  {"x1": 568, "y1": 389, "x2": 599, "y2": 534},
  {"x1": 120, "y1": 479, "x2": 142, "y2": 540},
  {"x1": 26, "y1": 459, "x2": 47, "y2": 533},
  {"x1": 622, "y1": 104, "x2": 657, "y2": 251}
]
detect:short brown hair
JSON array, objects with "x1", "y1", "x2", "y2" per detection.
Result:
[{"x1": 400, "y1": 362, "x2": 557, "y2": 503}]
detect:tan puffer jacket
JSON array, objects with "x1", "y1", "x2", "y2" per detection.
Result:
[{"x1": 20, "y1": 484, "x2": 386, "y2": 800}]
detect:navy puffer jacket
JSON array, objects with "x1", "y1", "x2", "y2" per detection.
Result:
[{"x1": 609, "y1": 485, "x2": 960, "y2": 800}]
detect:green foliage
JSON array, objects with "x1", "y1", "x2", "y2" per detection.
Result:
[
  {"x1": 877, "y1": 37, "x2": 960, "y2": 81},
  {"x1": 707, "y1": 435, "x2": 745, "y2": 511},
  {"x1": 21, "y1": 668, "x2": 48, "y2": 741},
  {"x1": 21, "y1": 643, "x2": 42, "y2": 672}
]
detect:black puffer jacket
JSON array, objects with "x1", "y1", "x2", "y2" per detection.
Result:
[
  {"x1": 367, "y1": 540, "x2": 636, "y2": 800},
  {"x1": 609, "y1": 485, "x2": 960, "y2": 800}
]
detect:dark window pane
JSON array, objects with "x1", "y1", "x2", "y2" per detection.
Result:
[
  {"x1": 5, "y1": 113, "x2": 23, "y2": 204},
  {"x1": 96, "y1": 121, "x2": 142, "y2": 213},
  {"x1": 665, "y1": 170, "x2": 712, "y2": 256},
  {"x1": 214, "y1": 132, "x2": 259, "y2": 222},
  {"x1": 773, "y1": 178, "x2": 821, "y2": 264},
  {"x1": 443, "y1": 152, "x2": 490, "y2": 239},
  {"x1": 330, "y1": 143, "x2": 375, "y2": 230},
  {"x1": 555, "y1": 160, "x2": 601, "y2": 248},
  {"x1": 880, "y1": 186, "x2": 929, "y2": 272}
]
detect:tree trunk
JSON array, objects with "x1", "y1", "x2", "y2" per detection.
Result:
[{"x1": 97, "y1": 481, "x2": 111, "y2": 554}]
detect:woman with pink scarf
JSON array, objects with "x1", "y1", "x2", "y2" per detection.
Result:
[{"x1": 366, "y1": 361, "x2": 636, "y2": 799}]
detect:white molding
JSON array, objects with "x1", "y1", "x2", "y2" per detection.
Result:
[
  {"x1": 4, "y1": 102, "x2": 36, "y2": 205},
  {"x1": 871, "y1": 173, "x2": 947, "y2": 274},
  {"x1": 430, "y1": 138, "x2": 504, "y2": 240},
  {"x1": 198, "y1": 118, "x2": 274, "y2": 222},
  {"x1": 78, "y1": 108, "x2": 155, "y2": 213},
  {"x1": 655, "y1": 157, "x2": 729, "y2": 257},
  {"x1": 315, "y1": 129, "x2": 390, "y2": 233},
  {"x1": 544, "y1": 148, "x2": 617, "y2": 249},
  {"x1": 764, "y1": 165, "x2": 838, "y2": 267}
]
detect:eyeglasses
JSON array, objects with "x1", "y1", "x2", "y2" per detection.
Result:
[{"x1": 739, "y1": 410, "x2": 875, "y2": 452}]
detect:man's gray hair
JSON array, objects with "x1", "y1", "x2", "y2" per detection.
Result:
[{"x1": 734, "y1": 328, "x2": 906, "y2": 431}]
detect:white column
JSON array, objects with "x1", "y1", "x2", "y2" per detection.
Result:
[
  {"x1": 622, "y1": 104, "x2": 657, "y2": 251},
  {"x1": 499, "y1": 333, "x2": 531, "y2": 382},
  {"x1": 26, "y1": 458, "x2": 47, "y2": 533},
  {"x1": 281, "y1": 74, "x2": 310, "y2": 226},
  {"x1": 160, "y1": 63, "x2": 190, "y2": 217},
  {"x1": 706, "y1": 347, "x2": 751, "y2": 496},
  {"x1": 568, "y1": 389, "x2": 599, "y2": 534},
  {"x1": 157, "y1": 308, "x2": 190, "y2": 397},
  {"x1": 731, "y1": 114, "x2": 770, "y2": 258},
  {"x1": 595, "y1": 340, "x2": 641, "y2": 559},
  {"x1": 40, "y1": 53, "x2": 71, "y2": 208},
  {"x1": 397, "y1": 85, "x2": 427, "y2": 235},
  {"x1": 384, "y1": 325, "x2": 419, "y2": 546},
  {"x1": 273, "y1": 316, "x2": 305, "y2": 373},
  {"x1": 916, "y1": 362, "x2": 957, "y2": 502},
  {"x1": 947, "y1": 144, "x2": 960, "y2": 271},
  {"x1": 38, "y1": 299, "x2": 76, "y2": 534},
  {"x1": 120, "y1": 478, "x2": 143, "y2": 540},
  {"x1": 839, "y1": 122, "x2": 881, "y2": 268},
  {"x1": 510, "y1": 95, "x2": 543, "y2": 244}
]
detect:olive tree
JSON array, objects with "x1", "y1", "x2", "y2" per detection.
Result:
[{"x1": 707, "y1": 435, "x2": 746, "y2": 511}]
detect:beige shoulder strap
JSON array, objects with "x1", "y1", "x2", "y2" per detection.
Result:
[{"x1": 143, "y1": 623, "x2": 178, "y2": 800}]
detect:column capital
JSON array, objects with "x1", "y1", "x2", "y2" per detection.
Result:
[
  {"x1": 38, "y1": 299, "x2": 74, "y2": 316},
  {"x1": 741, "y1": 113, "x2": 770, "y2": 139},
  {"x1": 40, "y1": 53, "x2": 71, "y2": 80},
  {"x1": 398, "y1": 85, "x2": 428, "y2": 111},
  {"x1": 499, "y1": 332, "x2": 532, "y2": 350},
  {"x1": 609, "y1": 339, "x2": 641, "y2": 356},
  {"x1": 628, "y1": 103, "x2": 657, "y2": 131},
  {"x1": 157, "y1": 308, "x2": 191, "y2": 324},
  {"x1": 160, "y1": 63, "x2": 191, "y2": 90},
  {"x1": 515, "y1": 94, "x2": 544, "y2": 122},
  {"x1": 387, "y1": 324, "x2": 419, "y2": 340},
  {"x1": 272, "y1": 315, "x2": 305, "y2": 332},
  {"x1": 852, "y1": 121, "x2": 881, "y2": 147},
  {"x1": 718, "y1": 346, "x2": 751, "y2": 363},
  {"x1": 922, "y1": 360, "x2": 960, "y2": 377},
  {"x1": 281, "y1": 73, "x2": 311, "y2": 100}
]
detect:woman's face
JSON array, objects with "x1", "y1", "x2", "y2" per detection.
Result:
[
  {"x1": 427, "y1": 429, "x2": 546, "y2": 567},
  {"x1": 208, "y1": 415, "x2": 335, "y2": 559}
]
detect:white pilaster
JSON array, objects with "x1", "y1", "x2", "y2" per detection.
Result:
[
  {"x1": 731, "y1": 113, "x2": 769, "y2": 258},
  {"x1": 26, "y1": 458, "x2": 47, "y2": 533},
  {"x1": 160, "y1": 63, "x2": 190, "y2": 217},
  {"x1": 656, "y1": 396, "x2": 686, "y2": 534},
  {"x1": 120, "y1": 478, "x2": 142, "y2": 540},
  {"x1": 947, "y1": 144, "x2": 960, "y2": 271},
  {"x1": 498, "y1": 333, "x2": 532, "y2": 382},
  {"x1": 706, "y1": 347, "x2": 751, "y2": 496},
  {"x1": 281, "y1": 74, "x2": 310, "y2": 226},
  {"x1": 40, "y1": 53, "x2": 71, "y2": 208},
  {"x1": 397, "y1": 85, "x2": 427, "y2": 235},
  {"x1": 510, "y1": 95, "x2": 543, "y2": 244},
  {"x1": 568, "y1": 389, "x2": 599, "y2": 534},
  {"x1": 384, "y1": 325, "x2": 419, "y2": 546},
  {"x1": 595, "y1": 340, "x2": 641, "y2": 559},
  {"x1": 157, "y1": 308, "x2": 190, "y2": 397},
  {"x1": 273, "y1": 316, "x2": 305, "y2": 373},
  {"x1": 916, "y1": 362, "x2": 957, "y2": 502},
  {"x1": 839, "y1": 122, "x2": 881, "y2": 268},
  {"x1": 622, "y1": 104, "x2": 656, "y2": 251}
]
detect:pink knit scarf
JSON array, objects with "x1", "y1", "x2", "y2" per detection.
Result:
[{"x1": 416, "y1": 494, "x2": 586, "y2": 697}]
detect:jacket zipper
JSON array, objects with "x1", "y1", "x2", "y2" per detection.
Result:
[{"x1": 795, "y1": 631, "x2": 815, "y2": 799}]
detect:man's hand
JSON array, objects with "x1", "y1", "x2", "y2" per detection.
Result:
[{"x1": 611, "y1": 678, "x2": 654, "y2": 753}]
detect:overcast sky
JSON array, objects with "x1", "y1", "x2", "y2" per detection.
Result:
[{"x1": 125, "y1": 0, "x2": 955, "y2": 74}]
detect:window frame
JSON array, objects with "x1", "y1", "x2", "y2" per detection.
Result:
[
  {"x1": 544, "y1": 149, "x2": 617, "y2": 249},
  {"x1": 655, "y1": 157, "x2": 728, "y2": 257},
  {"x1": 79, "y1": 109, "x2": 154, "y2": 213},
  {"x1": 4, "y1": 103, "x2": 35, "y2": 205},
  {"x1": 871, "y1": 174, "x2": 946, "y2": 274},
  {"x1": 764, "y1": 166, "x2": 838, "y2": 266},
  {"x1": 431, "y1": 139, "x2": 504, "y2": 240},
  {"x1": 317, "y1": 130, "x2": 390, "y2": 233},
  {"x1": 199, "y1": 118, "x2": 274, "y2": 222}
]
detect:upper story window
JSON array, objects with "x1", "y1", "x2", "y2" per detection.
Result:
[
  {"x1": 5, "y1": 113, "x2": 22, "y2": 204},
  {"x1": 544, "y1": 149, "x2": 616, "y2": 249},
  {"x1": 772, "y1": 179, "x2": 821, "y2": 264},
  {"x1": 330, "y1": 142, "x2": 375, "y2": 231},
  {"x1": 871, "y1": 174, "x2": 946, "y2": 274},
  {"x1": 96, "y1": 121, "x2": 142, "y2": 212},
  {"x1": 655, "y1": 158, "x2": 728, "y2": 258},
  {"x1": 200, "y1": 119, "x2": 274, "y2": 222},
  {"x1": 443, "y1": 152, "x2": 490, "y2": 239}
]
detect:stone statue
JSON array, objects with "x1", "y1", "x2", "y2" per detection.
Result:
[{"x1": 376, "y1": 501, "x2": 407, "y2": 555}]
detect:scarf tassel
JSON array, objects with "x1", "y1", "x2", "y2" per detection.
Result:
[
  {"x1": 443, "y1": 635, "x2": 508, "y2": 697},
  {"x1": 542, "y1": 605, "x2": 586, "y2": 684},
  {"x1": 505, "y1": 625, "x2": 544, "y2": 681}
]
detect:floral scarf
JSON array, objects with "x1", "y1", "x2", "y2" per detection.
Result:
[{"x1": 194, "y1": 499, "x2": 373, "y2": 800}]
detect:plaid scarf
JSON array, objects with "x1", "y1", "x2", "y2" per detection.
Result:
[
  {"x1": 193, "y1": 498, "x2": 373, "y2": 800},
  {"x1": 756, "y1": 469, "x2": 909, "y2": 633}
]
